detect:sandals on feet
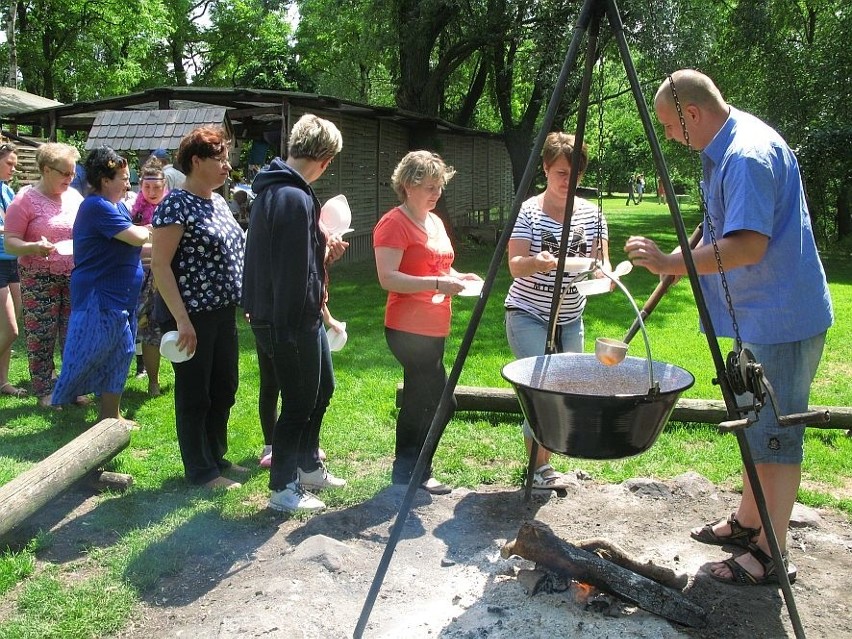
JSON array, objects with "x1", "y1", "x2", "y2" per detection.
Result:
[
  {"x1": 0, "y1": 382, "x2": 27, "y2": 398},
  {"x1": 709, "y1": 543, "x2": 797, "y2": 586},
  {"x1": 532, "y1": 464, "x2": 573, "y2": 490},
  {"x1": 691, "y1": 512, "x2": 760, "y2": 549}
]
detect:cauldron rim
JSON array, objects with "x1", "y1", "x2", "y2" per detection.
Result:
[{"x1": 501, "y1": 353, "x2": 695, "y2": 399}]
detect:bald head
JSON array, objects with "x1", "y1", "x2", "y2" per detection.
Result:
[
  {"x1": 654, "y1": 70, "x2": 730, "y2": 149},
  {"x1": 654, "y1": 70, "x2": 727, "y2": 112}
]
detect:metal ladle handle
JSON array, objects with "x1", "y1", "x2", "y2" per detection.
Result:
[
  {"x1": 554, "y1": 266, "x2": 657, "y2": 392},
  {"x1": 600, "y1": 270, "x2": 658, "y2": 392},
  {"x1": 622, "y1": 224, "x2": 703, "y2": 344}
]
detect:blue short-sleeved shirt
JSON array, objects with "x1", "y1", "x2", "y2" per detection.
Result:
[
  {"x1": 152, "y1": 190, "x2": 245, "y2": 313},
  {"x1": 71, "y1": 194, "x2": 143, "y2": 310},
  {"x1": 698, "y1": 107, "x2": 833, "y2": 344}
]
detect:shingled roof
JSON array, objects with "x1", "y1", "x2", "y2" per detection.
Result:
[
  {"x1": 0, "y1": 87, "x2": 62, "y2": 116},
  {"x1": 84, "y1": 107, "x2": 229, "y2": 152}
]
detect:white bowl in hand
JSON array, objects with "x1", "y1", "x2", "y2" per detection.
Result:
[
  {"x1": 320, "y1": 194, "x2": 353, "y2": 235},
  {"x1": 160, "y1": 331, "x2": 194, "y2": 363},
  {"x1": 326, "y1": 322, "x2": 348, "y2": 352}
]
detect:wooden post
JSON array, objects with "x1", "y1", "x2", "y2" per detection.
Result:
[
  {"x1": 0, "y1": 419, "x2": 132, "y2": 539},
  {"x1": 396, "y1": 383, "x2": 852, "y2": 428}
]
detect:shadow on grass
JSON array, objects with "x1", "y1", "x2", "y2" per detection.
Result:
[{"x1": 3, "y1": 475, "x2": 278, "y2": 607}]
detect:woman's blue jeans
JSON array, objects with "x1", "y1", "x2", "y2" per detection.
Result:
[{"x1": 505, "y1": 309, "x2": 584, "y2": 438}]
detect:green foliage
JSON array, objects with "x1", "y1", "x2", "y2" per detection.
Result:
[
  {"x1": 294, "y1": 0, "x2": 395, "y2": 102},
  {"x1": 196, "y1": 0, "x2": 309, "y2": 90},
  {"x1": 12, "y1": 0, "x2": 170, "y2": 100}
]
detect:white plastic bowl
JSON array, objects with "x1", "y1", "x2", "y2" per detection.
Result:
[
  {"x1": 458, "y1": 279, "x2": 484, "y2": 297},
  {"x1": 160, "y1": 331, "x2": 194, "y2": 363},
  {"x1": 320, "y1": 194, "x2": 352, "y2": 235},
  {"x1": 562, "y1": 257, "x2": 595, "y2": 272},
  {"x1": 326, "y1": 322, "x2": 348, "y2": 352},
  {"x1": 53, "y1": 239, "x2": 74, "y2": 255},
  {"x1": 574, "y1": 277, "x2": 612, "y2": 296}
]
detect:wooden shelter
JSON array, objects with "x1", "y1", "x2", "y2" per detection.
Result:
[{"x1": 1, "y1": 87, "x2": 514, "y2": 262}]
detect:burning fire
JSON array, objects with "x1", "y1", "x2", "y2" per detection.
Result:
[{"x1": 571, "y1": 580, "x2": 597, "y2": 604}]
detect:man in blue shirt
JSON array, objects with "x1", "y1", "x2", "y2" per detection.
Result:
[{"x1": 625, "y1": 69, "x2": 833, "y2": 586}]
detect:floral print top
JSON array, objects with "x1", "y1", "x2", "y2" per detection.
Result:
[{"x1": 153, "y1": 189, "x2": 245, "y2": 314}]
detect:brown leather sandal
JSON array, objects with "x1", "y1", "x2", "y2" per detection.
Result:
[
  {"x1": 709, "y1": 543, "x2": 797, "y2": 586},
  {"x1": 691, "y1": 512, "x2": 760, "y2": 549}
]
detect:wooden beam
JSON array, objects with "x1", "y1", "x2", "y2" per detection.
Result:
[
  {"x1": 395, "y1": 383, "x2": 852, "y2": 428},
  {"x1": 0, "y1": 419, "x2": 132, "y2": 540}
]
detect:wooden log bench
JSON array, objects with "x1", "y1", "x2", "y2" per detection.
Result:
[
  {"x1": 0, "y1": 418, "x2": 133, "y2": 540},
  {"x1": 395, "y1": 383, "x2": 852, "y2": 428}
]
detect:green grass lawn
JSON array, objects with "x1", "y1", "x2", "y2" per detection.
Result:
[{"x1": 1, "y1": 196, "x2": 850, "y2": 637}]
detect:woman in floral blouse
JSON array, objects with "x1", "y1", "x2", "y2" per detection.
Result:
[{"x1": 151, "y1": 127, "x2": 246, "y2": 490}]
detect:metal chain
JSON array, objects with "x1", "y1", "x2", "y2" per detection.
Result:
[
  {"x1": 668, "y1": 76, "x2": 743, "y2": 353},
  {"x1": 594, "y1": 53, "x2": 606, "y2": 262}
]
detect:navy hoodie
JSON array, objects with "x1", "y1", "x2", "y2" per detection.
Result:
[{"x1": 242, "y1": 158, "x2": 327, "y2": 342}]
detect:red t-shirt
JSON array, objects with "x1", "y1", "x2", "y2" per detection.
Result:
[{"x1": 373, "y1": 207, "x2": 455, "y2": 337}]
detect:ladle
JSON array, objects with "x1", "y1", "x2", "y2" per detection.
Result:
[
  {"x1": 591, "y1": 271, "x2": 656, "y2": 390},
  {"x1": 553, "y1": 260, "x2": 654, "y2": 387},
  {"x1": 593, "y1": 226, "x2": 703, "y2": 368}
]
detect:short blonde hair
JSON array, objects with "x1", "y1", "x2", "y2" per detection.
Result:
[
  {"x1": 36, "y1": 143, "x2": 80, "y2": 172},
  {"x1": 390, "y1": 150, "x2": 456, "y2": 201},
  {"x1": 541, "y1": 132, "x2": 588, "y2": 175},
  {"x1": 287, "y1": 114, "x2": 343, "y2": 161}
]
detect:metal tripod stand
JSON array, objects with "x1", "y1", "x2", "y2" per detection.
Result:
[{"x1": 354, "y1": 0, "x2": 823, "y2": 636}]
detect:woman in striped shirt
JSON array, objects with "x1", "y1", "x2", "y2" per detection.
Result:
[{"x1": 504, "y1": 132, "x2": 611, "y2": 489}]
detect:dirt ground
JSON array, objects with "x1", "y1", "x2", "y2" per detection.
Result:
[{"x1": 11, "y1": 471, "x2": 852, "y2": 638}]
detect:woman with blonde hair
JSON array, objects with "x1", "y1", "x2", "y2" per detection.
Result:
[
  {"x1": 4, "y1": 142, "x2": 85, "y2": 407},
  {"x1": 373, "y1": 150, "x2": 482, "y2": 494}
]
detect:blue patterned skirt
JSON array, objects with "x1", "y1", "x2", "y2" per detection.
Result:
[{"x1": 52, "y1": 292, "x2": 136, "y2": 405}]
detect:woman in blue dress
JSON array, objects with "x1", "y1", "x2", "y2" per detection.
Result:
[{"x1": 52, "y1": 147, "x2": 150, "y2": 419}]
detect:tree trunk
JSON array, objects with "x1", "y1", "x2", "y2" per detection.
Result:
[
  {"x1": 6, "y1": 2, "x2": 17, "y2": 88},
  {"x1": 0, "y1": 419, "x2": 131, "y2": 540},
  {"x1": 502, "y1": 520, "x2": 706, "y2": 628}
]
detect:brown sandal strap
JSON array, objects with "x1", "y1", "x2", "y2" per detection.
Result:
[{"x1": 726, "y1": 513, "x2": 761, "y2": 540}]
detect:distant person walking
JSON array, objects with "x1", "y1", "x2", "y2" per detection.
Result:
[
  {"x1": 636, "y1": 173, "x2": 645, "y2": 203},
  {"x1": 625, "y1": 173, "x2": 638, "y2": 205}
]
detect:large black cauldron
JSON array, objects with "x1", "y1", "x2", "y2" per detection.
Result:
[{"x1": 502, "y1": 353, "x2": 694, "y2": 459}]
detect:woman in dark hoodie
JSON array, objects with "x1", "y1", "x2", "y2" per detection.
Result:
[{"x1": 243, "y1": 113, "x2": 346, "y2": 514}]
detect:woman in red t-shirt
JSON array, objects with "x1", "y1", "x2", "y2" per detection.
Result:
[{"x1": 373, "y1": 151, "x2": 482, "y2": 495}]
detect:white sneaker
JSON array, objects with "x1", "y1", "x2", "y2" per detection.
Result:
[
  {"x1": 298, "y1": 463, "x2": 346, "y2": 491},
  {"x1": 267, "y1": 482, "x2": 326, "y2": 513}
]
